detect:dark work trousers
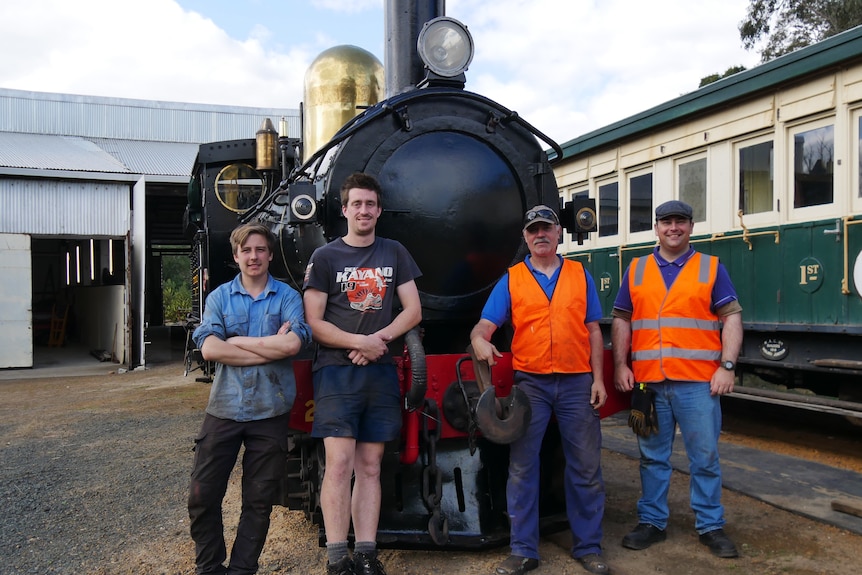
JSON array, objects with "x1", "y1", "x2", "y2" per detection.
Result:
[{"x1": 188, "y1": 412, "x2": 289, "y2": 575}]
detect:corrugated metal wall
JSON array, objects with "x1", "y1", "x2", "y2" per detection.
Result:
[
  {"x1": 0, "y1": 178, "x2": 129, "y2": 236},
  {"x1": 0, "y1": 88, "x2": 300, "y2": 143}
]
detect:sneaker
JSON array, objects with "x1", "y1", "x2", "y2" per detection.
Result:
[
  {"x1": 326, "y1": 556, "x2": 354, "y2": 575},
  {"x1": 353, "y1": 551, "x2": 386, "y2": 575},
  {"x1": 699, "y1": 528, "x2": 739, "y2": 558},
  {"x1": 575, "y1": 552, "x2": 609, "y2": 575},
  {"x1": 495, "y1": 554, "x2": 539, "y2": 575},
  {"x1": 621, "y1": 523, "x2": 667, "y2": 550}
]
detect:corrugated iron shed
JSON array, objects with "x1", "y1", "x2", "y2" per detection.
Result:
[
  {"x1": 0, "y1": 132, "x2": 131, "y2": 174},
  {"x1": 0, "y1": 87, "x2": 300, "y2": 143},
  {"x1": 89, "y1": 138, "x2": 199, "y2": 177},
  {"x1": 0, "y1": 87, "x2": 300, "y2": 181},
  {"x1": 0, "y1": 88, "x2": 302, "y2": 371}
]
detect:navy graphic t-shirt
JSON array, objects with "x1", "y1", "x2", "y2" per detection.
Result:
[{"x1": 303, "y1": 237, "x2": 421, "y2": 369}]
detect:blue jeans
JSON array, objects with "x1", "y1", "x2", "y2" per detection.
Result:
[
  {"x1": 636, "y1": 382, "x2": 725, "y2": 534},
  {"x1": 507, "y1": 372, "x2": 604, "y2": 559}
]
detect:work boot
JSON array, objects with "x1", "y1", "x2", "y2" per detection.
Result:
[
  {"x1": 575, "y1": 552, "x2": 609, "y2": 574},
  {"x1": 326, "y1": 556, "x2": 353, "y2": 575},
  {"x1": 621, "y1": 523, "x2": 667, "y2": 550},
  {"x1": 353, "y1": 551, "x2": 386, "y2": 575},
  {"x1": 699, "y1": 528, "x2": 739, "y2": 558},
  {"x1": 495, "y1": 554, "x2": 539, "y2": 575}
]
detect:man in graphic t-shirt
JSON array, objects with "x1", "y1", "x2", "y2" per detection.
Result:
[{"x1": 303, "y1": 172, "x2": 422, "y2": 575}]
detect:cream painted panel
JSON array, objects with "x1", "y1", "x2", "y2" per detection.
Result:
[
  {"x1": 588, "y1": 149, "x2": 618, "y2": 178},
  {"x1": 842, "y1": 63, "x2": 862, "y2": 103},
  {"x1": 619, "y1": 101, "x2": 775, "y2": 169},
  {"x1": 845, "y1": 79, "x2": 862, "y2": 104},
  {"x1": 554, "y1": 157, "x2": 589, "y2": 187},
  {"x1": 778, "y1": 75, "x2": 836, "y2": 122}
]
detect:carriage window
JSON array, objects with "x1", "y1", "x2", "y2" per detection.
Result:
[
  {"x1": 739, "y1": 140, "x2": 773, "y2": 214},
  {"x1": 598, "y1": 181, "x2": 619, "y2": 237},
  {"x1": 793, "y1": 124, "x2": 833, "y2": 208},
  {"x1": 678, "y1": 157, "x2": 706, "y2": 222},
  {"x1": 629, "y1": 172, "x2": 653, "y2": 233}
]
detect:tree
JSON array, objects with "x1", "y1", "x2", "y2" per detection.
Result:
[
  {"x1": 700, "y1": 65, "x2": 748, "y2": 87},
  {"x1": 161, "y1": 254, "x2": 192, "y2": 324},
  {"x1": 739, "y1": 0, "x2": 862, "y2": 63}
]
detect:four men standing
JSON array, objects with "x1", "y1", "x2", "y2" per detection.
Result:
[{"x1": 190, "y1": 190, "x2": 741, "y2": 575}]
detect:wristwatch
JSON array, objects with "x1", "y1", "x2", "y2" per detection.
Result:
[{"x1": 720, "y1": 360, "x2": 735, "y2": 371}]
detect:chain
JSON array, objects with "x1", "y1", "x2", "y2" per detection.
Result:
[{"x1": 420, "y1": 398, "x2": 448, "y2": 544}]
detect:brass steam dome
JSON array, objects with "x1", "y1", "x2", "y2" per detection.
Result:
[{"x1": 303, "y1": 45, "x2": 384, "y2": 162}]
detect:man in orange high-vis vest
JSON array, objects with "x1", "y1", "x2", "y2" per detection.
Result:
[
  {"x1": 611, "y1": 200, "x2": 743, "y2": 560},
  {"x1": 471, "y1": 205, "x2": 609, "y2": 575}
]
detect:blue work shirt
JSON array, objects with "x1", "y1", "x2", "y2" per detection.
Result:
[
  {"x1": 193, "y1": 273, "x2": 312, "y2": 422},
  {"x1": 480, "y1": 254, "x2": 603, "y2": 328},
  {"x1": 613, "y1": 246, "x2": 739, "y2": 313}
]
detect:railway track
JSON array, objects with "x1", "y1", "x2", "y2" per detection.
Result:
[{"x1": 601, "y1": 396, "x2": 862, "y2": 537}]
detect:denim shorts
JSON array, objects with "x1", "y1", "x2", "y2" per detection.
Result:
[{"x1": 311, "y1": 364, "x2": 402, "y2": 442}]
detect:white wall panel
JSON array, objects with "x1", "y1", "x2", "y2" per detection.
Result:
[{"x1": 0, "y1": 233, "x2": 32, "y2": 368}]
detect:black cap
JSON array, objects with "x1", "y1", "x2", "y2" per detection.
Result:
[{"x1": 655, "y1": 200, "x2": 693, "y2": 220}]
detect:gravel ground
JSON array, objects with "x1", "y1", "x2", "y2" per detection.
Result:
[{"x1": 2, "y1": 361, "x2": 862, "y2": 575}]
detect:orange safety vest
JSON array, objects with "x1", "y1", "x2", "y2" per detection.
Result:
[
  {"x1": 629, "y1": 252, "x2": 722, "y2": 383},
  {"x1": 509, "y1": 259, "x2": 592, "y2": 374}
]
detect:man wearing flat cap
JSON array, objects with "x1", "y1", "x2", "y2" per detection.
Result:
[
  {"x1": 471, "y1": 205, "x2": 610, "y2": 575},
  {"x1": 611, "y1": 199, "x2": 743, "y2": 559}
]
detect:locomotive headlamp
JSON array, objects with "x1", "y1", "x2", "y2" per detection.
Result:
[
  {"x1": 287, "y1": 181, "x2": 318, "y2": 224},
  {"x1": 576, "y1": 207, "x2": 596, "y2": 231},
  {"x1": 560, "y1": 196, "x2": 597, "y2": 245},
  {"x1": 291, "y1": 195, "x2": 316, "y2": 220},
  {"x1": 417, "y1": 17, "x2": 474, "y2": 78}
]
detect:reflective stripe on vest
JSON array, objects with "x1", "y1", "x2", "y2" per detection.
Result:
[
  {"x1": 629, "y1": 252, "x2": 721, "y2": 383},
  {"x1": 509, "y1": 259, "x2": 591, "y2": 374}
]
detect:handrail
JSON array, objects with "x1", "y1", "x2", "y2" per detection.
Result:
[
  {"x1": 841, "y1": 216, "x2": 862, "y2": 295},
  {"x1": 737, "y1": 210, "x2": 780, "y2": 250},
  {"x1": 565, "y1": 251, "x2": 592, "y2": 263}
]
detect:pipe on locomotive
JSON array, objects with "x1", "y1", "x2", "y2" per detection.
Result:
[{"x1": 384, "y1": 0, "x2": 446, "y2": 96}]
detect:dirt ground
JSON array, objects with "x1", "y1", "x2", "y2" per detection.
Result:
[{"x1": 2, "y1": 361, "x2": 862, "y2": 575}]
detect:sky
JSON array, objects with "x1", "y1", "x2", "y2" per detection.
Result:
[{"x1": 0, "y1": 0, "x2": 762, "y2": 144}]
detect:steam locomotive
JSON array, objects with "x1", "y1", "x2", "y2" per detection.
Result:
[{"x1": 184, "y1": 1, "x2": 625, "y2": 549}]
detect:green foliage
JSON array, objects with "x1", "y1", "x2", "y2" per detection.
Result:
[
  {"x1": 162, "y1": 255, "x2": 192, "y2": 324},
  {"x1": 699, "y1": 65, "x2": 748, "y2": 87},
  {"x1": 162, "y1": 254, "x2": 189, "y2": 282},
  {"x1": 740, "y1": 0, "x2": 862, "y2": 62}
]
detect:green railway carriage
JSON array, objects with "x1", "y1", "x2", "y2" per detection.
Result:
[{"x1": 552, "y1": 25, "x2": 862, "y2": 417}]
